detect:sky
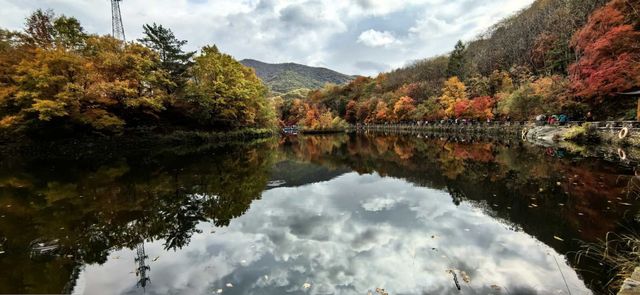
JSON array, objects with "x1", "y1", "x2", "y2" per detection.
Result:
[{"x1": 0, "y1": 0, "x2": 535, "y2": 75}]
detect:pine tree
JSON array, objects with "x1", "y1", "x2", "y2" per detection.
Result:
[
  {"x1": 138, "y1": 23, "x2": 195, "y2": 92},
  {"x1": 446, "y1": 40, "x2": 467, "y2": 80}
]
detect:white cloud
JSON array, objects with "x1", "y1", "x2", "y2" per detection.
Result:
[
  {"x1": 357, "y1": 29, "x2": 398, "y2": 47},
  {"x1": 361, "y1": 195, "x2": 399, "y2": 211},
  {"x1": 76, "y1": 173, "x2": 592, "y2": 295}
]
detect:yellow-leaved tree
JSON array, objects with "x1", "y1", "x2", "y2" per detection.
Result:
[
  {"x1": 439, "y1": 77, "x2": 467, "y2": 118},
  {"x1": 183, "y1": 45, "x2": 273, "y2": 129}
]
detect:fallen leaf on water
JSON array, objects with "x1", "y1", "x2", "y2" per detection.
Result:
[
  {"x1": 303, "y1": 283, "x2": 311, "y2": 289},
  {"x1": 553, "y1": 236, "x2": 564, "y2": 242},
  {"x1": 375, "y1": 287, "x2": 388, "y2": 295}
]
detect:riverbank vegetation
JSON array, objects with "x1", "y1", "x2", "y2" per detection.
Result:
[
  {"x1": 0, "y1": 10, "x2": 277, "y2": 140},
  {"x1": 277, "y1": 0, "x2": 639, "y2": 127}
]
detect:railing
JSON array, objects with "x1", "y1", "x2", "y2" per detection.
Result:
[{"x1": 349, "y1": 120, "x2": 640, "y2": 130}]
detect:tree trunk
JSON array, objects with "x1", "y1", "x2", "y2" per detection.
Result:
[{"x1": 637, "y1": 97, "x2": 640, "y2": 121}]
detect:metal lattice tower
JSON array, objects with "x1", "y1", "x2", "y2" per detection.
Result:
[
  {"x1": 135, "y1": 242, "x2": 150, "y2": 289},
  {"x1": 111, "y1": 0, "x2": 126, "y2": 41}
]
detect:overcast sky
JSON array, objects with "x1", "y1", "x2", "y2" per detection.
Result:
[{"x1": 0, "y1": 0, "x2": 534, "y2": 75}]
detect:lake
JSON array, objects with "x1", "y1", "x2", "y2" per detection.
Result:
[{"x1": 0, "y1": 133, "x2": 638, "y2": 294}]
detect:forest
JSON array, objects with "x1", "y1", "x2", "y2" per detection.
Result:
[
  {"x1": 276, "y1": 0, "x2": 640, "y2": 130},
  {"x1": 0, "y1": 10, "x2": 276, "y2": 138}
]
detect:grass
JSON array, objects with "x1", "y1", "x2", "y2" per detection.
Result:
[
  {"x1": 576, "y1": 227, "x2": 640, "y2": 293},
  {"x1": 564, "y1": 123, "x2": 600, "y2": 143}
]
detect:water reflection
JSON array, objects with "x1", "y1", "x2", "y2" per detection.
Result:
[{"x1": 0, "y1": 134, "x2": 637, "y2": 294}]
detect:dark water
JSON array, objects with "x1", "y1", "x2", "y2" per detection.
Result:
[{"x1": 1, "y1": 134, "x2": 639, "y2": 294}]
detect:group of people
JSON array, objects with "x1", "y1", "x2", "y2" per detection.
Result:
[{"x1": 535, "y1": 114, "x2": 569, "y2": 126}]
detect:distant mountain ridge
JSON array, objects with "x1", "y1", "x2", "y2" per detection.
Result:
[{"x1": 240, "y1": 59, "x2": 354, "y2": 94}]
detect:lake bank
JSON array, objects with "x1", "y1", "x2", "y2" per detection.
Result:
[
  {"x1": 0, "y1": 128, "x2": 275, "y2": 161},
  {"x1": 298, "y1": 122, "x2": 640, "y2": 162}
]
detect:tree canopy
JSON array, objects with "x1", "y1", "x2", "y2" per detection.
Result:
[{"x1": 0, "y1": 10, "x2": 276, "y2": 137}]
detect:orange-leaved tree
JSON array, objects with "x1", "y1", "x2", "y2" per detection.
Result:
[
  {"x1": 469, "y1": 96, "x2": 495, "y2": 120},
  {"x1": 393, "y1": 96, "x2": 416, "y2": 122}
]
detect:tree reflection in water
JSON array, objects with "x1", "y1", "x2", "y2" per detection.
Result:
[
  {"x1": 0, "y1": 134, "x2": 637, "y2": 293},
  {"x1": 0, "y1": 140, "x2": 277, "y2": 293}
]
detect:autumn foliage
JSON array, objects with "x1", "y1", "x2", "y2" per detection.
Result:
[
  {"x1": 569, "y1": 0, "x2": 640, "y2": 102},
  {"x1": 274, "y1": 0, "x2": 638, "y2": 125},
  {"x1": 0, "y1": 10, "x2": 276, "y2": 136}
]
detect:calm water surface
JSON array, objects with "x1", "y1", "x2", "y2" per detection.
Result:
[{"x1": 1, "y1": 134, "x2": 639, "y2": 294}]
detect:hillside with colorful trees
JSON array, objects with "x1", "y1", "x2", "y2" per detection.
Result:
[
  {"x1": 277, "y1": 0, "x2": 640, "y2": 128},
  {"x1": 0, "y1": 10, "x2": 276, "y2": 138}
]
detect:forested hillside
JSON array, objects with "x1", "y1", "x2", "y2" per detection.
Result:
[
  {"x1": 240, "y1": 59, "x2": 354, "y2": 94},
  {"x1": 278, "y1": 0, "x2": 639, "y2": 130},
  {"x1": 0, "y1": 11, "x2": 276, "y2": 138}
]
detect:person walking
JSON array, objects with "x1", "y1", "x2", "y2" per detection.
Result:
[{"x1": 586, "y1": 111, "x2": 593, "y2": 122}]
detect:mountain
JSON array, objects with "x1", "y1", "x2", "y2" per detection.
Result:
[{"x1": 240, "y1": 59, "x2": 354, "y2": 94}]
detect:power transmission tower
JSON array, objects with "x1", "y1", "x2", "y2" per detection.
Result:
[
  {"x1": 135, "y1": 242, "x2": 150, "y2": 289},
  {"x1": 111, "y1": 0, "x2": 126, "y2": 41}
]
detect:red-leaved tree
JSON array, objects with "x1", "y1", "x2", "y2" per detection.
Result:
[
  {"x1": 469, "y1": 96, "x2": 495, "y2": 120},
  {"x1": 569, "y1": 0, "x2": 640, "y2": 103}
]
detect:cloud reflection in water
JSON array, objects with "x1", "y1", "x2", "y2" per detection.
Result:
[{"x1": 75, "y1": 172, "x2": 590, "y2": 295}]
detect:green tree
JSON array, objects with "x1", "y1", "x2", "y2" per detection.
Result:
[
  {"x1": 23, "y1": 10, "x2": 86, "y2": 50},
  {"x1": 138, "y1": 23, "x2": 195, "y2": 91},
  {"x1": 52, "y1": 16, "x2": 87, "y2": 50},
  {"x1": 184, "y1": 45, "x2": 271, "y2": 129},
  {"x1": 500, "y1": 83, "x2": 542, "y2": 120},
  {"x1": 447, "y1": 40, "x2": 467, "y2": 80}
]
